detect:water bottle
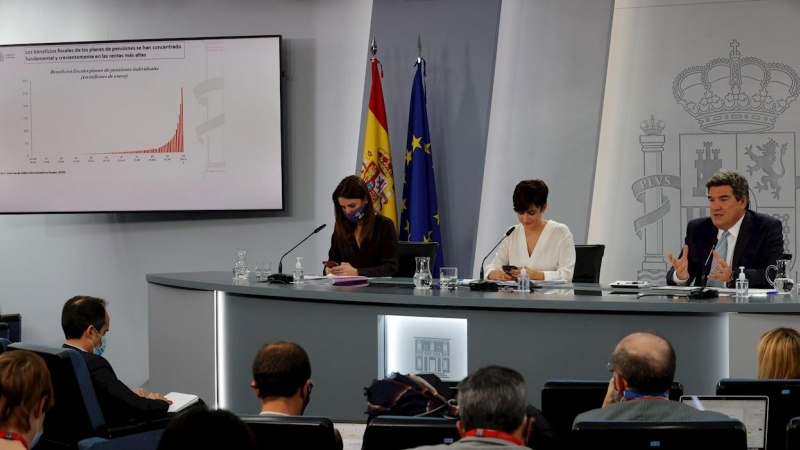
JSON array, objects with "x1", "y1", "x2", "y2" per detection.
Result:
[
  {"x1": 735, "y1": 266, "x2": 748, "y2": 298},
  {"x1": 518, "y1": 267, "x2": 530, "y2": 292},
  {"x1": 293, "y1": 257, "x2": 304, "y2": 283}
]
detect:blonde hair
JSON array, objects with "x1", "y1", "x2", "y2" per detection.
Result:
[{"x1": 757, "y1": 327, "x2": 800, "y2": 379}]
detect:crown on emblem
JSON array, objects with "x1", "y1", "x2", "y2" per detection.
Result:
[
  {"x1": 640, "y1": 115, "x2": 665, "y2": 135},
  {"x1": 673, "y1": 40, "x2": 800, "y2": 132}
]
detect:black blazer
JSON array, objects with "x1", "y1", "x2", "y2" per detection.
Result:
[
  {"x1": 666, "y1": 210, "x2": 784, "y2": 288},
  {"x1": 64, "y1": 344, "x2": 169, "y2": 426},
  {"x1": 327, "y1": 214, "x2": 399, "y2": 277}
]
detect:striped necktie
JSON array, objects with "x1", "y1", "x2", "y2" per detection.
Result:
[{"x1": 707, "y1": 230, "x2": 730, "y2": 287}]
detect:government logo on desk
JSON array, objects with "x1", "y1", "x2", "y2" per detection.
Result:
[
  {"x1": 415, "y1": 337, "x2": 450, "y2": 376},
  {"x1": 633, "y1": 40, "x2": 799, "y2": 282}
]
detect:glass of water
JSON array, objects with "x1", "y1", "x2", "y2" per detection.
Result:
[
  {"x1": 440, "y1": 267, "x2": 458, "y2": 291},
  {"x1": 233, "y1": 251, "x2": 249, "y2": 280},
  {"x1": 255, "y1": 261, "x2": 272, "y2": 280}
]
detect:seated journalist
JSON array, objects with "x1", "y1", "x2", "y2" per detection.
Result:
[
  {"x1": 667, "y1": 169, "x2": 783, "y2": 289},
  {"x1": 485, "y1": 179, "x2": 576, "y2": 282}
]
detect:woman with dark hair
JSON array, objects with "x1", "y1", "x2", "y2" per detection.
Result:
[
  {"x1": 325, "y1": 175, "x2": 399, "y2": 277},
  {"x1": 0, "y1": 351, "x2": 54, "y2": 450},
  {"x1": 485, "y1": 180, "x2": 576, "y2": 282}
]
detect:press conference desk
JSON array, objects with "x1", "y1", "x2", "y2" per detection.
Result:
[{"x1": 146, "y1": 272, "x2": 800, "y2": 420}]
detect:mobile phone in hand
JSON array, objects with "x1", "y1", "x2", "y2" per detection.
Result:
[
  {"x1": 323, "y1": 261, "x2": 339, "y2": 268},
  {"x1": 502, "y1": 265, "x2": 518, "y2": 274}
]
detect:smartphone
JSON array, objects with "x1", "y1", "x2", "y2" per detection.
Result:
[
  {"x1": 323, "y1": 261, "x2": 339, "y2": 268},
  {"x1": 502, "y1": 265, "x2": 518, "y2": 274}
]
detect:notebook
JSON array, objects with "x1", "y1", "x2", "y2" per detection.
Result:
[
  {"x1": 333, "y1": 421, "x2": 366, "y2": 450},
  {"x1": 164, "y1": 391, "x2": 200, "y2": 413},
  {"x1": 680, "y1": 395, "x2": 768, "y2": 450}
]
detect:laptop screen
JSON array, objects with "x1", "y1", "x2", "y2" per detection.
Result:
[
  {"x1": 333, "y1": 422, "x2": 366, "y2": 450},
  {"x1": 680, "y1": 395, "x2": 768, "y2": 450}
]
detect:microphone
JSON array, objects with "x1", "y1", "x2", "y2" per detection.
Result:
[
  {"x1": 470, "y1": 226, "x2": 515, "y2": 292},
  {"x1": 266, "y1": 224, "x2": 327, "y2": 284},
  {"x1": 690, "y1": 237, "x2": 719, "y2": 299}
]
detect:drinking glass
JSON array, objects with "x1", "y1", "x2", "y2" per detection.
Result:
[{"x1": 439, "y1": 267, "x2": 458, "y2": 291}]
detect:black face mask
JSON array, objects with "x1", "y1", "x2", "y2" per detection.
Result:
[{"x1": 301, "y1": 382, "x2": 313, "y2": 415}]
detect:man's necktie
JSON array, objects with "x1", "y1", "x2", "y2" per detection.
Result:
[{"x1": 707, "y1": 230, "x2": 730, "y2": 287}]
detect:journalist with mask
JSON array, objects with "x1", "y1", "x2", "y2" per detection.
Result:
[
  {"x1": 62, "y1": 295, "x2": 171, "y2": 426},
  {"x1": 0, "y1": 351, "x2": 53, "y2": 450},
  {"x1": 324, "y1": 175, "x2": 399, "y2": 277}
]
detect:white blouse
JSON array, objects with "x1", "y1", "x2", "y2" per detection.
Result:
[{"x1": 484, "y1": 221, "x2": 576, "y2": 282}]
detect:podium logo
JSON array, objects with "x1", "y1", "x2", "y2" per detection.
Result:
[{"x1": 415, "y1": 337, "x2": 450, "y2": 376}]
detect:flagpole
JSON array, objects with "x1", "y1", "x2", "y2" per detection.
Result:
[
  {"x1": 371, "y1": 35, "x2": 377, "y2": 59},
  {"x1": 416, "y1": 34, "x2": 421, "y2": 64}
]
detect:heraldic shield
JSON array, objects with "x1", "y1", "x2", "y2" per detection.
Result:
[{"x1": 679, "y1": 132, "x2": 796, "y2": 272}]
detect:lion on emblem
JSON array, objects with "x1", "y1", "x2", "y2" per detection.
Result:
[{"x1": 745, "y1": 138, "x2": 788, "y2": 200}]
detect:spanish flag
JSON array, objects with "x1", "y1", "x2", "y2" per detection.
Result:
[{"x1": 360, "y1": 58, "x2": 398, "y2": 230}]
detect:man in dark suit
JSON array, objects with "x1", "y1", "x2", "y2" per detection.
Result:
[
  {"x1": 574, "y1": 332, "x2": 729, "y2": 423},
  {"x1": 666, "y1": 169, "x2": 784, "y2": 288},
  {"x1": 62, "y1": 296, "x2": 170, "y2": 426}
]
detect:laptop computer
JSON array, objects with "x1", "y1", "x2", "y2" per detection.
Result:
[
  {"x1": 333, "y1": 420, "x2": 367, "y2": 450},
  {"x1": 680, "y1": 395, "x2": 768, "y2": 450}
]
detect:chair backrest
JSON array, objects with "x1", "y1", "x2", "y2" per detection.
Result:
[
  {"x1": 788, "y1": 417, "x2": 800, "y2": 450},
  {"x1": 0, "y1": 314, "x2": 22, "y2": 342},
  {"x1": 8, "y1": 343, "x2": 106, "y2": 446},
  {"x1": 717, "y1": 378, "x2": 800, "y2": 450},
  {"x1": 541, "y1": 379, "x2": 684, "y2": 443},
  {"x1": 0, "y1": 338, "x2": 10, "y2": 354},
  {"x1": 396, "y1": 242, "x2": 439, "y2": 278},
  {"x1": 362, "y1": 416, "x2": 460, "y2": 450},
  {"x1": 572, "y1": 419, "x2": 747, "y2": 450},
  {"x1": 240, "y1": 415, "x2": 339, "y2": 450},
  {"x1": 573, "y1": 245, "x2": 605, "y2": 283}
]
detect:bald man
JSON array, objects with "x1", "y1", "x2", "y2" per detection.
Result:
[{"x1": 573, "y1": 332, "x2": 729, "y2": 423}]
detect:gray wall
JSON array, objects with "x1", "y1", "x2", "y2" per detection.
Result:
[
  {"x1": 359, "y1": 0, "x2": 502, "y2": 277},
  {"x1": 0, "y1": 0, "x2": 372, "y2": 388}
]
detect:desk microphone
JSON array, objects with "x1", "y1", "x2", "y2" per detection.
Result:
[
  {"x1": 267, "y1": 224, "x2": 327, "y2": 284},
  {"x1": 690, "y1": 237, "x2": 719, "y2": 299},
  {"x1": 470, "y1": 226, "x2": 515, "y2": 292}
]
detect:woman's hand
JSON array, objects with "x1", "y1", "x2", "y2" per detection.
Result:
[
  {"x1": 330, "y1": 262, "x2": 358, "y2": 276},
  {"x1": 487, "y1": 270, "x2": 514, "y2": 281}
]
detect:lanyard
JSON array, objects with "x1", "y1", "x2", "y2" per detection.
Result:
[
  {"x1": 622, "y1": 390, "x2": 668, "y2": 401},
  {"x1": 464, "y1": 429, "x2": 524, "y2": 446},
  {"x1": 0, "y1": 431, "x2": 28, "y2": 449}
]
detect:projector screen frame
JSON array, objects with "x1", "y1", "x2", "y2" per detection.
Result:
[{"x1": 0, "y1": 34, "x2": 286, "y2": 215}]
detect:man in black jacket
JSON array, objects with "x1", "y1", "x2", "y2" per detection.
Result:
[{"x1": 62, "y1": 295, "x2": 169, "y2": 426}]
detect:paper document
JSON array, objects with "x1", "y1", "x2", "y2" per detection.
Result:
[{"x1": 165, "y1": 392, "x2": 200, "y2": 413}]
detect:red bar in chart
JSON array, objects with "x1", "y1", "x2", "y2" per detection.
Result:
[{"x1": 89, "y1": 88, "x2": 184, "y2": 155}]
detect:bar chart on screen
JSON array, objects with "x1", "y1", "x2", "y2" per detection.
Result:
[{"x1": 0, "y1": 37, "x2": 284, "y2": 212}]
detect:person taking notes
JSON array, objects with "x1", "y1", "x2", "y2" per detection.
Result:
[{"x1": 485, "y1": 179, "x2": 576, "y2": 282}]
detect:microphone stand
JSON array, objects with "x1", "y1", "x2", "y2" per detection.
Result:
[
  {"x1": 266, "y1": 224, "x2": 326, "y2": 284},
  {"x1": 470, "y1": 227, "x2": 515, "y2": 292},
  {"x1": 689, "y1": 238, "x2": 719, "y2": 299}
]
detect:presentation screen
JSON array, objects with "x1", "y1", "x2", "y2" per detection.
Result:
[{"x1": 0, "y1": 35, "x2": 284, "y2": 213}]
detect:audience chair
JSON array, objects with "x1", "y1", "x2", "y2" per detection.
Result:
[
  {"x1": 8, "y1": 343, "x2": 164, "y2": 450},
  {"x1": 541, "y1": 379, "x2": 684, "y2": 445},
  {"x1": 240, "y1": 415, "x2": 340, "y2": 450},
  {"x1": 573, "y1": 245, "x2": 605, "y2": 283},
  {"x1": 571, "y1": 419, "x2": 746, "y2": 450},
  {"x1": 397, "y1": 242, "x2": 439, "y2": 278},
  {"x1": 0, "y1": 338, "x2": 10, "y2": 354},
  {"x1": 717, "y1": 378, "x2": 800, "y2": 450},
  {"x1": 787, "y1": 417, "x2": 800, "y2": 450},
  {"x1": 0, "y1": 314, "x2": 22, "y2": 342},
  {"x1": 361, "y1": 416, "x2": 460, "y2": 450}
]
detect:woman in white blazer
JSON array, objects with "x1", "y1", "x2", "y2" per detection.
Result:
[{"x1": 485, "y1": 180, "x2": 576, "y2": 282}]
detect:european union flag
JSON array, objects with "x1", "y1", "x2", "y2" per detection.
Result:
[{"x1": 399, "y1": 60, "x2": 444, "y2": 272}]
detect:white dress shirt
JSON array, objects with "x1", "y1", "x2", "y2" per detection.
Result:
[
  {"x1": 484, "y1": 221, "x2": 576, "y2": 281},
  {"x1": 673, "y1": 213, "x2": 744, "y2": 285}
]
